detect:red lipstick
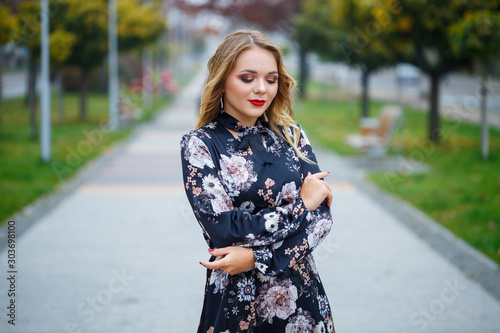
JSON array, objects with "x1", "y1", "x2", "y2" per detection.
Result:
[{"x1": 249, "y1": 99, "x2": 265, "y2": 106}]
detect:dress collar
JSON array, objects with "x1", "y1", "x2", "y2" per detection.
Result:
[
  {"x1": 216, "y1": 110, "x2": 264, "y2": 132},
  {"x1": 216, "y1": 110, "x2": 274, "y2": 165}
]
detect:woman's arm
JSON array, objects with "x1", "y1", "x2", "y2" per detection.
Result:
[
  {"x1": 252, "y1": 126, "x2": 334, "y2": 275},
  {"x1": 181, "y1": 131, "x2": 313, "y2": 250},
  {"x1": 199, "y1": 171, "x2": 332, "y2": 275},
  {"x1": 198, "y1": 126, "x2": 334, "y2": 276},
  {"x1": 253, "y1": 202, "x2": 333, "y2": 276}
]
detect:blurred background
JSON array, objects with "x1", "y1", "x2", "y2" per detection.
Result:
[
  {"x1": 0, "y1": 0, "x2": 499, "y2": 331},
  {"x1": 1, "y1": 0, "x2": 499, "y2": 268}
]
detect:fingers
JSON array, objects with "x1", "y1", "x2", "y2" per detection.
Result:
[
  {"x1": 200, "y1": 247, "x2": 255, "y2": 275},
  {"x1": 208, "y1": 247, "x2": 230, "y2": 257},
  {"x1": 307, "y1": 171, "x2": 330, "y2": 179},
  {"x1": 199, "y1": 247, "x2": 229, "y2": 270},
  {"x1": 200, "y1": 259, "x2": 225, "y2": 271},
  {"x1": 321, "y1": 180, "x2": 333, "y2": 207},
  {"x1": 325, "y1": 189, "x2": 333, "y2": 207}
]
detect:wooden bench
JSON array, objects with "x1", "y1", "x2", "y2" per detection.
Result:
[{"x1": 346, "y1": 104, "x2": 402, "y2": 156}]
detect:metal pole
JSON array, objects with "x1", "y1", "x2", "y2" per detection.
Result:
[
  {"x1": 480, "y1": 69, "x2": 489, "y2": 160},
  {"x1": 108, "y1": 0, "x2": 119, "y2": 131},
  {"x1": 142, "y1": 50, "x2": 152, "y2": 108},
  {"x1": 40, "y1": 0, "x2": 51, "y2": 162}
]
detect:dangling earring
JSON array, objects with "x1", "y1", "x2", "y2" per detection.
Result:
[{"x1": 220, "y1": 96, "x2": 224, "y2": 110}]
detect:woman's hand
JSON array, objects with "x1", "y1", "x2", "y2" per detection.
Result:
[
  {"x1": 300, "y1": 171, "x2": 333, "y2": 211},
  {"x1": 199, "y1": 247, "x2": 255, "y2": 275}
]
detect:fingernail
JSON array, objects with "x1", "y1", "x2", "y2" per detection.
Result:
[
  {"x1": 307, "y1": 171, "x2": 311, "y2": 176},
  {"x1": 208, "y1": 248, "x2": 214, "y2": 253},
  {"x1": 199, "y1": 261, "x2": 203, "y2": 265},
  {"x1": 327, "y1": 171, "x2": 330, "y2": 174}
]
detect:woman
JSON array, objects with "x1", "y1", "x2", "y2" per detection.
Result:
[{"x1": 181, "y1": 30, "x2": 335, "y2": 333}]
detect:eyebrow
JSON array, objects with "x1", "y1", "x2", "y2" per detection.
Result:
[{"x1": 238, "y1": 69, "x2": 279, "y2": 75}]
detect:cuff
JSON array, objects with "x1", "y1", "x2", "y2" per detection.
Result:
[{"x1": 253, "y1": 246, "x2": 272, "y2": 275}]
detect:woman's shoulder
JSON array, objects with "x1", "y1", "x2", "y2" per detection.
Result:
[
  {"x1": 181, "y1": 121, "x2": 218, "y2": 145},
  {"x1": 275, "y1": 123, "x2": 308, "y2": 140}
]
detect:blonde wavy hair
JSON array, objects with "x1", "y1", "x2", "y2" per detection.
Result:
[{"x1": 196, "y1": 29, "x2": 311, "y2": 162}]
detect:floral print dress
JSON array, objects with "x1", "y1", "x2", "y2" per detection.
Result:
[{"x1": 181, "y1": 111, "x2": 335, "y2": 333}]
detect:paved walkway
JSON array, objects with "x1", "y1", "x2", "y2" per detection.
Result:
[{"x1": 1, "y1": 70, "x2": 500, "y2": 333}]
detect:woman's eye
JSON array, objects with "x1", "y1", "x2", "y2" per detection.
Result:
[
  {"x1": 241, "y1": 77, "x2": 253, "y2": 83},
  {"x1": 267, "y1": 79, "x2": 277, "y2": 84}
]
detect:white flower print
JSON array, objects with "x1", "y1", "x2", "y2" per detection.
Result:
[
  {"x1": 314, "y1": 321, "x2": 326, "y2": 333},
  {"x1": 185, "y1": 135, "x2": 215, "y2": 169},
  {"x1": 317, "y1": 295, "x2": 330, "y2": 318},
  {"x1": 253, "y1": 247, "x2": 272, "y2": 263},
  {"x1": 219, "y1": 154, "x2": 257, "y2": 192},
  {"x1": 255, "y1": 262, "x2": 268, "y2": 274},
  {"x1": 235, "y1": 201, "x2": 255, "y2": 213},
  {"x1": 210, "y1": 195, "x2": 233, "y2": 215},
  {"x1": 243, "y1": 232, "x2": 273, "y2": 247},
  {"x1": 205, "y1": 121, "x2": 217, "y2": 129},
  {"x1": 257, "y1": 272, "x2": 271, "y2": 283},
  {"x1": 264, "y1": 212, "x2": 280, "y2": 233},
  {"x1": 326, "y1": 319, "x2": 334, "y2": 333},
  {"x1": 236, "y1": 276, "x2": 256, "y2": 302},
  {"x1": 264, "y1": 219, "x2": 278, "y2": 233},
  {"x1": 210, "y1": 269, "x2": 229, "y2": 294},
  {"x1": 202, "y1": 174, "x2": 224, "y2": 195},
  {"x1": 285, "y1": 308, "x2": 315, "y2": 333},
  {"x1": 256, "y1": 278, "x2": 298, "y2": 324},
  {"x1": 306, "y1": 216, "x2": 333, "y2": 249},
  {"x1": 276, "y1": 182, "x2": 298, "y2": 206}
]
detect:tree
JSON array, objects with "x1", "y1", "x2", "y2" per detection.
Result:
[
  {"x1": 449, "y1": 9, "x2": 500, "y2": 159},
  {"x1": 64, "y1": 0, "x2": 166, "y2": 120},
  {"x1": 9, "y1": 0, "x2": 166, "y2": 133},
  {"x1": 15, "y1": 0, "x2": 166, "y2": 121},
  {"x1": 61, "y1": 0, "x2": 109, "y2": 120},
  {"x1": 372, "y1": 0, "x2": 481, "y2": 143},
  {"x1": 11, "y1": 0, "x2": 76, "y2": 138},
  {"x1": 0, "y1": 3, "x2": 18, "y2": 102},
  {"x1": 295, "y1": 0, "x2": 397, "y2": 117}
]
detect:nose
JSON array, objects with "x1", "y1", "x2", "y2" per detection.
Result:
[{"x1": 253, "y1": 78, "x2": 267, "y2": 94}]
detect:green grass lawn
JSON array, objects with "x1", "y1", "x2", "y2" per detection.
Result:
[
  {"x1": 295, "y1": 88, "x2": 500, "y2": 265},
  {"x1": 0, "y1": 91, "x2": 171, "y2": 225}
]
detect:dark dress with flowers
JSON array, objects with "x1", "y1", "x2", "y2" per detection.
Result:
[{"x1": 181, "y1": 111, "x2": 335, "y2": 333}]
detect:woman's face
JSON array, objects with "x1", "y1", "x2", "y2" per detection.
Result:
[{"x1": 223, "y1": 47, "x2": 279, "y2": 127}]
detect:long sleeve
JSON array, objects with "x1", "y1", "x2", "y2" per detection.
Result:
[
  {"x1": 181, "y1": 131, "x2": 310, "y2": 250},
  {"x1": 252, "y1": 126, "x2": 334, "y2": 276}
]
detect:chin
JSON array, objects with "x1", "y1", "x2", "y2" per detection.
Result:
[{"x1": 240, "y1": 108, "x2": 266, "y2": 119}]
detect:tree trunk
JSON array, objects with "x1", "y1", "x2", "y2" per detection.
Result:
[
  {"x1": 298, "y1": 44, "x2": 309, "y2": 98},
  {"x1": 79, "y1": 70, "x2": 89, "y2": 121},
  {"x1": 480, "y1": 63, "x2": 489, "y2": 160},
  {"x1": 56, "y1": 68, "x2": 64, "y2": 124},
  {"x1": 361, "y1": 69, "x2": 370, "y2": 118},
  {"x1": 0, "y1": 59, "x2": 2, "y2": 134},
  {"x1": 0, "y1": 59, "x2": 3, "y2": 102},
  {"x1": 28, "y1": 55, "x2": 38, "y2": 140},
  {"x1": 97, "y1": 64, "x2": 107, "y2": 93},
  {"x1": 428, "y1": 73, "x2": 441, "y2": 143}
]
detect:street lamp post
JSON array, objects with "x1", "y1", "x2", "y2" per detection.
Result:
[
  {"x1": 108, "y1": 0, "x2": 119, "y2": 131},
  {"x1": 40, "y1": 0, "x2": 51, "y2": 162}
]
